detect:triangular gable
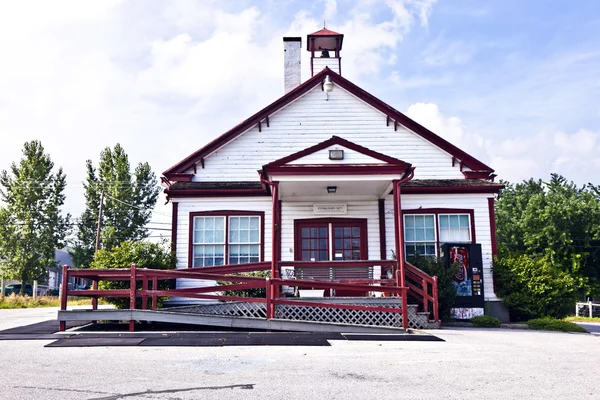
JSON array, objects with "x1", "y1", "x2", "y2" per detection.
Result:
[
  {"x1": 163, "y1": 67, "x2": 493, "y2": 179},
  {"x1": 263, "y1": 136, "x2": 410, "y2": 168},
  {"x1": 261, "y1": 136, "x2": 412, "y2": 179}
]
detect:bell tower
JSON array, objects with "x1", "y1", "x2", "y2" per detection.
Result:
[{"x1": 307, "y1": 28, "x2": 344, "y2": 76}]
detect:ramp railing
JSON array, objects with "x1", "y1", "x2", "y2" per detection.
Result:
[{"x1": 59, "y1": 262, "x2": 414, "y2": 331}]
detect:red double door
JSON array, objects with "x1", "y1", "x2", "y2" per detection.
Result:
[{"x1": 294, "y1": 219, "x2": 369, "y2": 296}]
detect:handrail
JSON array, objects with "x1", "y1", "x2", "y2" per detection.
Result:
[
  {"x1": 279, "y1": 260, "x2": 393, "y2": 268},
  {"x1": 404, "y1": 261, "x2": 439, "y2": 322}
]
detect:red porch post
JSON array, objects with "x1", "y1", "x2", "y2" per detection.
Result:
[
  {"x1": 152, "y1": 277, "x2": 158, "y2": 310},
  {"x1": 271, "y1": 181, "x2": 280, "y2": 280},
  {"x1": 91, "y1": 280, "x2": 98, "y2": 310},
  {"x1": 393, "y1": 180, "x2": 409, "y2": 329},
  {"x1": 129, "y1": 264, "x2": 136, "y2": 332},
  {"x1": 59, "y1": 264, "x2": 69, "y2": 332}
]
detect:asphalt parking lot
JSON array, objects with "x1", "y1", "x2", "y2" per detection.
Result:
[{"x1": 0, "y1": 308, "x2": 599, "y2": 400}]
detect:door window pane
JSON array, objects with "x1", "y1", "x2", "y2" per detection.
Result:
[
  {"x1": 299, "y1": 224, "x2": 328, "y2": 261},
  {"x1": 333, "y1": 224, "x2": 363, "y2": 261}
]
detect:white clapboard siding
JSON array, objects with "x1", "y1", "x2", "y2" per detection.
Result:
[
  {"x1": 313, "y1": 58, "x2": 340, "y2": 74},
  {"x1": 383, "y1": 193, "x2": 497, "y2": 300},
  {"x1": 189, "y1": 84, "x2": 464, "y2": 181},
  {"x1": 288, "y1": 145, "x2": 384, "y2": 165},
  {"x1": 174, "y1": 197, "x2": 272, "y2": 291},
  {"x1": 280, "y1": 200, "x2": 381, "y2": 262}
]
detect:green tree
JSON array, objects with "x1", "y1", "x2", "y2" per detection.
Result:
[
  {"x1": 495, "y1": 174, "x2": 600, "y2": 319},
  {"x1": 73, "y1": 144, "x2": 160, "y2": 267},
  {"x1": 0, "y1": 141, "x2": 70, "y2": 294},
  {"x1": 90, "y1": 240, "x2": 176, "y2": 309},
  {"x1": 497, "y1": 174, "x2": 600, "y2": 297},
  {"x1": 493, "y1": 255, "x2": 579, "y2": 320}
]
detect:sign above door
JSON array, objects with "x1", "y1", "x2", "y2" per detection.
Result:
[{"x1": 313, "y1": 204, "x2": 347, "y2": 215}]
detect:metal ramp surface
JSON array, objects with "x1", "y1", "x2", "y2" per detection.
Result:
[{"x1": 58, "y1": 308, "x2": 411, "y2": 334}]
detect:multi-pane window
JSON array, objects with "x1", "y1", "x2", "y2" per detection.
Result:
[
  {"x1": 403, "y1": 212, "x2": 472, "y2": 257},
  {"x1": 228, "y1": 216, "x2": 260, "y2": 264},
  {"x1": 192, "y1": 215, "x2": 261, "y2": 267},
  {"x1": 439, "y1": 214, "x2": 471, "y2": 242},
  {"x1": 193, "y1": 217, "x2": 225, "y2": 267},
  {"x1": 404, "y1": 215, "x2": 436, "y2": 256}
]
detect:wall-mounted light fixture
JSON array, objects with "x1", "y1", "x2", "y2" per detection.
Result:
[
  {"x1": 329, "y1": 149, "x2": 344, "y2": 160},
  {"x1": 327, "y1": 186, "x2": 337, "y2": 194},
  {"x1": 324, "y1": 75, "x2": 333, "y2": 100}
]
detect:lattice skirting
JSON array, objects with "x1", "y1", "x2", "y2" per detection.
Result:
[{"x1": 171, "y1": 300, "x2": 438, "y2": 329}]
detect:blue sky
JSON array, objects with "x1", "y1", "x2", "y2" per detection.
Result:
[{"x1": 0, "y1": 0, "x2": 599, "y2": 224}]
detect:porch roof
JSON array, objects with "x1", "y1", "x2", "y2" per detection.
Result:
[{"x1": 164, "y1": 179, "x2": 504, "y2": 198}]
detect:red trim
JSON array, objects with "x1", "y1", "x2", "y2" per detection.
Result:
[
  {"x1": 169, "y1": 174, "x2": 194, "y2": 182},
  {"x1": 166, "y1": 189, "x2": 269, "y2": 198},
  {"x1": 307, "y1": 28, "x2": 344, "y2": 51},
  {"x1": 403, "y1": 208, "x2": 477, "y2": 253},
  {"x1": 265, "y1": 164, "x2": 409, "y2": 176},
  {"x1": 263, "y1": 135, "x2": 411, "y2": 168},
  {"x1": 187, "y1": 210, "x2": 265, "y2": 268},
  {"x1": 378, "y1": 199, "x2": 386, "y2": 261},
  {"x1": 163, "y1": 67, "x2": 493, "y2": 179},
  {"x1": 488, "y1": 198, "x2": 498, "y2": 256},
  {"x1": 463, "y1": 171, "x2": 495, "y2": 179},
  {"x1": 401, "y1": 185, "x2": 503, "y2": 194},
  {"x1": 488, "y1": 197, "x2": 499, "y2": 294},
  {"x1": 171, "y1": 202, "x2": 178, "y2": 253}
]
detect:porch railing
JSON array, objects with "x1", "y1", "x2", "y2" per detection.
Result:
[
  {"x1": 404, "y1": 262, "x2": 439, "y2": 322},
  {"x1": 58, "y1": 262, "x2": 411, "y2": 331},
  {"x1": 281, "y1": 260, "x2": 439, "y2": 323}
]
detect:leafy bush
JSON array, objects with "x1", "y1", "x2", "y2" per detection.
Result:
[
  {"x1": 526, "y1": 317, "x2": 588, "y2": 333},
  {"x1": 408, "y1": 255, "x2": 458, "y2": 321},
  {"x1": 470, "y1": 315, "x2": 501, "y2": 328},
  {"x1": 90, "y1": 240, "x2": 176, "y2": 309},
  {"x1": 219, "y1": 270, "x2": 270, "y2": 298},
  {"x1": 493, "y1": 255, "x2": 579, "y2": 321}
]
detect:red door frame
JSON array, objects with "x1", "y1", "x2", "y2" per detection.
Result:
[
  {"x1": 294, "y1": 218, "x2": 369, "y2": 297},
  {"x1": 293, "y1": 218, "x2": 369, "y2": 262}
]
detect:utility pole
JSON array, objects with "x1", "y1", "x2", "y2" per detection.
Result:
[{"x1": 95, "y1": 189, "x2": 105, "y2": 252}]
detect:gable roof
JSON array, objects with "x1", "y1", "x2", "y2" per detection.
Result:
[{"x1": 163, "y1": 67, "x2": 493, "y2": 179}]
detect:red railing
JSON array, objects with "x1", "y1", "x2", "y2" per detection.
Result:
[
  {"x1": 404, "y1": 262, "x2": 439, "y2": 322},
  {"x1": 58, "y1": 261, "x2": 412, "y2": 331}
]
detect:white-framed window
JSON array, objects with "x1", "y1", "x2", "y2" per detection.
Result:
[
  {"x1": 192, "y1": 214, "x2": 261, "y2": 267},
  {"x1": 228, "y1": 216, "x2": 260, "y2": 264},
  {"x1": 403, "y1": 212, "x2": 473, "y2": 257},
  {"x1": 192, "y1": 216, "x2": 225, "y2": 267},
  {"x1": 404, "y1": 214, "x2": 436, "y2": 256},
  {"x1": 439, "y1": 214, "x2": 471, "y2": 243}
]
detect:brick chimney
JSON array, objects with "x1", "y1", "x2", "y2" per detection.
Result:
[{"x1": 283, "y1": 37, "x2": 301, "y2": 94}]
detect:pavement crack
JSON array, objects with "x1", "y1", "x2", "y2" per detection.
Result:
[
  {"x1": 88, "y1": 384, "x2": 255, "y2": 399},
  {"x1": 14, "y1": 386, "x2": 112, "y2": 395}
]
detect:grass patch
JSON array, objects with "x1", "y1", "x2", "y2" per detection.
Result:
[
  {"x1": 0, "y1": 294, "x2": 106, "y2": 309},
  {"x1": 526, "y1": 317, "x2": 588, "y2": 333},
  {"x1": 470, "y1": 315, "x2": 501, "y2": 328},
  {"x1": 564, "y1": 316, "x2": 600, "y2": 323}
]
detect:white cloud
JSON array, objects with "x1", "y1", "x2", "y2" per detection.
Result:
[
  {"x1": 323, "y1": 0, "x2": 337, "y2": 21},
  {"x1": 421, "y1": 36, "x2": 473, "y2": 66},
  {"x1": 405, "y1": 102, "x2": 600, "y2": 184}
]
